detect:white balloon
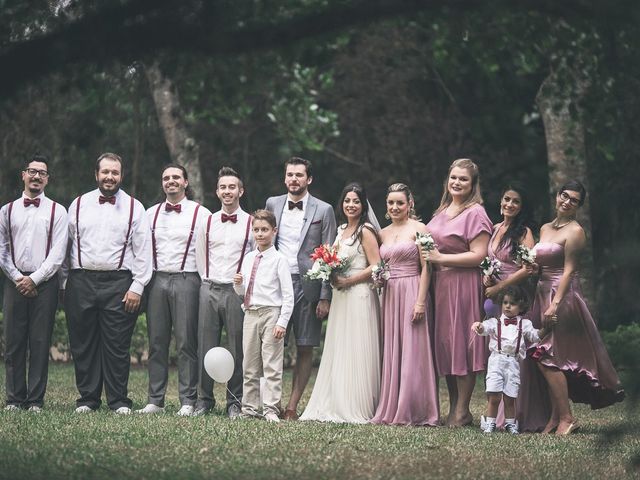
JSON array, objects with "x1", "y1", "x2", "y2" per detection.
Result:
[{"x1": 203, "y1": 347, "x2": 235, "y2": 383}]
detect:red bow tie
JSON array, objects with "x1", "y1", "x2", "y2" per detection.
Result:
[
  {"x1": 99, "y1": 195, "x2": 116, "y2": 205},
  {"x1": 165, "y1": 203, "x2": 182, "y2": 213},
  {"x1": 288, "y1": 200, "x2": 303, "y2": 210},
  {"x1": 24, "y1": 197, "x2": 41, "y2": 207},
  {"x1": 504, "y1": 317, "x2": 518, "y2": 326},
  {"x1": 221, "y1": 213, "x2": 237, "y2": 223}
]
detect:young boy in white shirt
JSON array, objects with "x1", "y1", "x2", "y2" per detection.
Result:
[
  {"x1": 472, "y1": 286, "x2": 548, "y2": 434},
  {"x1": 233, "y1": 209, "x2": 294, "y2": 422}
]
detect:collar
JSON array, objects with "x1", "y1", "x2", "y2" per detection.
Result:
[{"x1": 286, "y1": 192, "x2": 310, "y2": 205}]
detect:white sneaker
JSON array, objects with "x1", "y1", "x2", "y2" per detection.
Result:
[
  {"x1": 136, "y1": 403, "x2": 165, "y2": 414},
  {"x1": 27, "y1": 405, "x2": 42, "y2": 413},
  {"x1": 505, "y1": 422, "x2": 520, "y2": 434},
  {"x1": 264, "y1": 412, "x2": 280, "y2": 423},
  {"x1": 482, "y1": 421, "x2": 497, "y2": 434},
  {"x1": 114, "y1": 406, "x2": 132, "y2": 415},
  {"x1": 75, "y1": 405, "x2": 94, "y2": 413},
  {"x1": 4, "y1": 404, "x2": 20, "y2": 411},
  {"x1": 176, "y1": 405, "x2": 195, "y2": 417}
]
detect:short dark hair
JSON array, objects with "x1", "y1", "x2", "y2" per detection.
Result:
[
  {"x1": 24, "y1": 154, "x2": 50, "y2": 171},
  {"x1": 217, "y1": 166, "x2": 243, "y2": 189},
  {"x1": 284, "y1": 156, "x2": 312, "y2": 178},
  {"x1": 95, "y1": 152, "x2": 123, "y2": 173},
  {"x1": 500, "y1": 285, "x2": 529, "y2": 313},
  {"x1": 558, "y1": 179, "x2": 587, "y2": 206},
  {"x1": 252, "y1": 209, "x2": 277, "y2": 229},
  {"x1": 161, "y1": 163, "x2": 194, "y2": 200}
]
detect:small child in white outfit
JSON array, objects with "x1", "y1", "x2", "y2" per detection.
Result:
[{"x1": 472, "y1": 286, "x2": 547, "y2": 434}]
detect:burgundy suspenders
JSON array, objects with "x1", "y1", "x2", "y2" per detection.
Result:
[
  {"x1": 180, "y1": 204, "x2": 200, "y2": 271},
  {"x1": 205, "y1": 213, "x2": 252, "y2": 278},
  {"x1": 497, "y1": 317, "x2": 523, "y2": 355},
  {"x1": 6, "y1": 199, "x2": 57, "y2": 269},
  {"x1": 152, "y1": 202, "x2": 201, "y2": 271}
]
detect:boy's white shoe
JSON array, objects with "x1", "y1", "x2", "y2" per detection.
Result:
[
  {"x1": 75, "y1": 405, "x2": 94, "y2": 414},
  {"x1": 136, "y1": 403, "x2": 165, "y2": 414},
  {"x1": 505, "y1": 422, "x2": 520, "y2": 434},
  {"x1": 177, "y1": 405, "x2": 195, "y2": 417},
  {"x1": 114, "y1": 407, "x2": 132, "y2": 415},
  {"x1": 264, "y1": 412, "x2": 280, "y2": 423},
  {"x1": 480, "y1": 415, "x2": 488, "y2": 430}
]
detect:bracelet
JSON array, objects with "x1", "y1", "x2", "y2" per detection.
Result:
[{"x1": 415, "y1": 302, "x2": 425, "y2": 307}]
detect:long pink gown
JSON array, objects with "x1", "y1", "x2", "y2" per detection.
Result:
[
  {"x1": 529, "y1": 242, "x2": 624, "y2": 408},
  {"x1": 371, "y1": 242, "x2": 440, "y2": 426},
  {"x1": 426, "y1": 204, "x2": 492, "y2": 376},
  {"x1": 488, "y1": 227, "x2": 551, "y2": 432}
]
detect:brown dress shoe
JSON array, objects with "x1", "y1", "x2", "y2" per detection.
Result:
[{"x1": 282, "y1": 409, "x2": 299, "y2": 421}]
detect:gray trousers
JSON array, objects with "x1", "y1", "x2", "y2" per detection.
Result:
[
  {"x1": 3, "y1": 275, "x2": 58, "y2": 408},
  {"x1": 65, "y1": 270, "x2": 137, "y2": 410},
  {"x1": 146, "y1": 271, "x2": 200, "y2": 407},
  {"x1": 197, "y1": 281, "x2": 244, "y2": 411}
]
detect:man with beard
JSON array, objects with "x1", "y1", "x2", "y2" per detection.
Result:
[
  {"x1": 0, "y1": 155, "x2": 68, "y2": 412},
  {"x1": 193, "y1": 166, "x2": 254, "y2": 417},
  {"x1": 137, "y1": 164, "x2": 211, "y2": 416},
  {"x1": 65, "y1": 152, "x2": 152, "y2": 414},
  {"x1": 265, "y1": 157, "x2": 336, "y2": 420}
]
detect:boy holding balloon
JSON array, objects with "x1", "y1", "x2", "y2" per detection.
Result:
[{"x1": 233, "y1": 210, "x2": 294, "y2": 422}]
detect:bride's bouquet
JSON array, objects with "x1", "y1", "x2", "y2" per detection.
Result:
[
  {"x1": 371, "y1": 259, "x2": 391, "y2": 293},
  {"x1": 415, "y1": 232, "x2": 437, "y2": 254},
  {"x1": 514, "y1": 244, "x2": 536, "y2": 266},
  {"x1": 479, "y1": 257, "x2": 502, "y2": 280},
  {"x1": 304, "y1": 244, "x2": 351, "y2": 282}
]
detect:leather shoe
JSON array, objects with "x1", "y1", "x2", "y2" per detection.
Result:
[{"x1": 282, "y1": 408, "x2": 298, "y2": 421}]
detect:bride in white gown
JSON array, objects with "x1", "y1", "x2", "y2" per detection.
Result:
[{"x1": 300, "y1": 182, "x2": 381, "y2": 423}]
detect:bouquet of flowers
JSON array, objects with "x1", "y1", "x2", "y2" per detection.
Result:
[
  {"x1": 514, "y1": 244, "x2": 537, "y2": 266},
  {"x1": 371, "y1": 259, "x2": 391, "y2": 293},
  {"x1": 479, "y1": 256, "x2": 502, "y2": 280},
  {"x1": 415, "y1": 232, "x2": 437, "y2": 254},
  {"x1": 304, "y1": 244, "x2": 351, "y2": 282}
]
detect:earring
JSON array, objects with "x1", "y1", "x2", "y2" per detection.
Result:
[{"x1": 385, "y1": 213, "x2": 390, "y2": 220}]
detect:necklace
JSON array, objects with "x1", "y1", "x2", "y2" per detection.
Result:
[{"x1": 552, "y1": 218, "x2": 574, "y2": 229}]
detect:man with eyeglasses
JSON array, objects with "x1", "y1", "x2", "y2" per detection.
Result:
[{"x1": 0, "y1": 154, "x2": 68, "y2": 412}]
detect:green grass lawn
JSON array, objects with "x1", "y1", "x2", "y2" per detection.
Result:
[{"x1": 0, "y1": 364, "x2": 637, "y2": 479}]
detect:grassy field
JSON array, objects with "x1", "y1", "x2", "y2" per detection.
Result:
[{"x1": 0, "y1": 364, "x2": 638, "y2": 480}]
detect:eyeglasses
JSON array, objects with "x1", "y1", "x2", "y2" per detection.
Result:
[
  {"x1": 24, "y1": 168, "x2": 50, "y2": 178},
  {"x1": 559, "y1": 191, "x2": 580, "y2": 207}
]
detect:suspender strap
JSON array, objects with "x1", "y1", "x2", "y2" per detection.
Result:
[
  {"x1": 151, "y1": 203, "x2": 163, "y2": 271},
  {"x1": 180, "y1": 204, "x2": 200, "y2": 271},
  {"x1": 45, "y1": 202, "x2": 56, "y2": 257},
  {"x1": 75, "y1": 195, "x2": 83, "y2": 268},
  {"x1": 497, "y1": 317, "x2": 523, "y2": 355},
  {"x1": 497, "y1": 319, "x2": 502, "y2": 353},
  {"x1": 515, "y1": 318, "x2": 523, "y2": 356},
  {"x1": 7, "y1": 201, "x2": 16, "y2": 267},
  {"x1": 236, "y1": 215, "x2": 253, "y2": 274},
  {"x1": 205, "y1": 214, "x2": 213, "y2": 278},
  {"x1": 117, "y1": 196, "x2": 135, "y2": 270}
]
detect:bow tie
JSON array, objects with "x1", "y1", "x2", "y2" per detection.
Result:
[
  {"x1": 504, "y1": 317, "x2": 518, "y2": 326},
  {"x1": 221, "y1": 213, "x2": 237, "y2": 223},
  {"x1": 288, "y1": 200, "x2": 303, "y2": 210},
  {"x1": 165, "y1": 203, "x2": 182, "y2": 213},
  {"x1": 24, "y1": 197, "x2": 41, "y2": 208},
  {"x1": 99, "y1": 195, "x2": 116, "y2": 205}
]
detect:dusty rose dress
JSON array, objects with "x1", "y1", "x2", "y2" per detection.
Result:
[
  {"x1": 529, "y1": 242, "x2": 624, "y2": 408},
  {"x1": 488, "y1": 227, "x2": 551, "y2": 432},
  {"x1": 371, "y1": 242, "x2": 440, "y2": 426},
  {"x1": 426, "y1": 204, "x2": 492, "y2": 376}
]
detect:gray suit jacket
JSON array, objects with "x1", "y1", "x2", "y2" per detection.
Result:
[{"x1": 265, "y1": 193, "x2": 337, "y2": 302}]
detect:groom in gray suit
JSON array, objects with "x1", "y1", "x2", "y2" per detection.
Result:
[{"x1": 265, "y1": 157, "x2": 336, "y2": 420}]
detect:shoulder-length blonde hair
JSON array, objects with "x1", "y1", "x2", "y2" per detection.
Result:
[{"x1": 433, "y1": 158, "x2": 483, "y2": 216}]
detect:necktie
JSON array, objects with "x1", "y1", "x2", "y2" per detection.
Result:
[
  {"x1": 504, "y1": 317, "x2": 518, "y2": 326},
  {"x1": 165, "y1": 203, "x2": 182, "y2": 213},
  {"x1": 24, "y1": 197, "x2": 41, "y2": 207},
  {"x1": 244, "y1": 254, "x2": 263, "y2": 308},
  {"x1": 221, "y1": 213, "x2": 238, "y2": 223},
  {"x1": 99, "y1": 195, "x2": 116, "y2": 205},
  {"x1": 288, "y1": 200, "x2": 303, "y2": 210}
]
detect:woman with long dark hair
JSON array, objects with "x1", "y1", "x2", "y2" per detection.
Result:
[{"x1": 300, "y1": 182, "x2": 381, "y2": 423}]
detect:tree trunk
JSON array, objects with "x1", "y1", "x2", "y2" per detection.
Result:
[
  {"x1": 536, "y1": 68, "x2": 596, "y2": 309},
  {"x1": 145, "y1": 61, "x2": 203, "y2": 203}
]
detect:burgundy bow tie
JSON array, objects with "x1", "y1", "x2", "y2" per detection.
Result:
[
  {"x1": 165, "y1": 203, "x2": 182, "y2": 213},
  {"x1": 99, "y1": 195, "x2": 116, "y2": 205},
  {"x1": 24, "y1": 197, "x2": 41, "y2": 208},
  {"x1": 221, "y1": 213, "x2": 237, "y2": 223},
  {"x1": 288, "y1": 200, "x2": 303, "y2": 210},
  {"x1": 504, "y1": 317, "x2": 518, "y2": 326}
]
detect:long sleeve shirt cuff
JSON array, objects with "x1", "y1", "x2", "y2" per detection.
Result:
[
  {"x1": 129, "y1": 280, "x2": 145, "y2": 296},
  {"x1": 29, "y1": 270, "x2": 45, "y2": 286}
]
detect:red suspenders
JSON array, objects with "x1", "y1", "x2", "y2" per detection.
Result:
[
  {"x1": 6, "y1": 199, "x2": 57, "y2": 269},
  {"x1": 205, "y1": 213, "x2": 252, "y2": 278},
  {"x1": 151, "y1": 202, "x2": 200, "y2": 271},
  {"x1": 497, "y1": 316, "x2": 522, "y2": 355}
]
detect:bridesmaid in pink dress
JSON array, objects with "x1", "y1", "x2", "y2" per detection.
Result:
[
  {"x1": 371, "y1": 183, "x2": 439, "y2": 426},
  {"x1": 483, "y1": 184, "x2": 551, "y2": 432},
  {"x1": 527, "y1": 180, "x2": 624, "y2": 435},
  {"x1": 424, "y1": 159, "x2": 492, "y2": 427}
]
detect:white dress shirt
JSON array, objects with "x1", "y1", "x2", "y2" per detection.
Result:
[
  {"x1": 0, "y1": 192, "x2": 68, "y2": 286},
  {"x1": 195, "y1": 207, "x2": 254, "y2": 283},
  {"x1": 147, "y1": 198, "x2": 211, "y2": 272},
  {"x1": 233, "y1": 245, "x2": 294, "y2": 329},
  {"x1": 277, "y1": 192, "x2": 309, "y2": 274},
  {"x1": 479, "y1": 314, "x2": 540, "y2": 360},
  {"x1": 67, "y1": 188, "x2": 152, "y2": 295}
]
